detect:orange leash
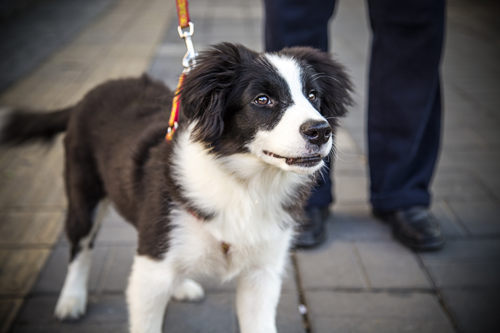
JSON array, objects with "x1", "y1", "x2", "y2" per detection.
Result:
[
  {"x1": 166, "y1": 0, "x2": 197, "y2": 141},
  {"x1": 175, "y1": 0, "x2": 191, "y2": 29}
]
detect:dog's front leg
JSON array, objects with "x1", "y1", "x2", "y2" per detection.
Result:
[
  {"x1": 236, "y1": 268, "x2": 282, "y2": 333},
  {"x1": 126, "y1": 255, "x2": 176, "y2": 333}
]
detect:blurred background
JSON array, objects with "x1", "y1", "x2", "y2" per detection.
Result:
[{"x1": 0, "y1": 0, "x2": 499, "y2": 332}]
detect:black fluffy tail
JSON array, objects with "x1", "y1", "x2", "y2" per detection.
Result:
[{"x1": 0, "y1": 106, "x2": 71, "y2": 145}]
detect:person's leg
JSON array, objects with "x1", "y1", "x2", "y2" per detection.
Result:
[
  {"x1": 366, "y1": 0, "x2": 445, "y2": 250},
  {"x1": 264, "y1": 0, "x2": 337, "y2": 247},
  {"x1": 264, "y1": 0, "x2": 336, "y2": 53}
]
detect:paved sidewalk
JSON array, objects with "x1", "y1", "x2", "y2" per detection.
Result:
[
  {"x1": 0, "y1": 0, "x2": 173, "y2": 331},
  {"x1": 2, "y1": 0, "x2": 500, "y2": 332}
]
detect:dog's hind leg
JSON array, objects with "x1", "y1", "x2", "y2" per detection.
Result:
[
  {"x1": 126, "y1": 255, "x2": 177, "y2": 333},
  {"x1": 55, "y1": 147, "x2": 106, "y2": 320},
  {"x1": 54, "y1": 199, "x2": 107, "y2": 320}
]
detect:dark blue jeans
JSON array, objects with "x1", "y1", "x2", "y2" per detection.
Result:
[{"x1": 264, "y1": 0, "x2": 445, "y2": 212}]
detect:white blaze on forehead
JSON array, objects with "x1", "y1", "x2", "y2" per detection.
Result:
[
  {"x1": 264, "y1": 54, "x2": 324, "y2": 121},
  {"x1": 265, "y1": 54, "x2": 305, "y2": 102}
]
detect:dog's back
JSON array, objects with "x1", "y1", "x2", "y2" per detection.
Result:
[
  {"x1": 1, "y1": 74, "x2": 173, "y2": 218},
  {"x1": 1, "y1": 75, "x2": 171, "y2": 147}
]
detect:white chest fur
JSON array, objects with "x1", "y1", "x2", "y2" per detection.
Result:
[
  {"x1": 168, "y1": 126, "x2": 309, "y2": 279},
  {"x1": 168, "y1": 209, "x2": 293, "y2": 281}
]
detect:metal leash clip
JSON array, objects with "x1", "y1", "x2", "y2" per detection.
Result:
[{"x1": 177, "y1": 22, "x2": 197, "y2": 70}]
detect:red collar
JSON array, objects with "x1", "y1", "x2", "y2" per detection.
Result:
[{"x1": 186, "y1": 207, "x2": 230, "y2": 256}]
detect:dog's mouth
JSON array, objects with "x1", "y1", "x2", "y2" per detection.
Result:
[{"x1": 263, "y1": 150, "x2": 323, "y2": 167}]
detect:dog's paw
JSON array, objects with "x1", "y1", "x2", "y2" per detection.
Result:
[
  {"x1": 54, "y1": 292, "x2": 87, "y2": 320},
  {"x1": 173, "y1": 279, "x2": 205, "y2": 302}
]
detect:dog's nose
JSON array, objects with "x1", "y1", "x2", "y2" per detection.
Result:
[{"x1": 300, "y1": 120, "x2": 332, "y2": 146}]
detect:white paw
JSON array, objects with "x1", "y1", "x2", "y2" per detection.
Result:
[
  {"x1": 172, "y1": 279, "x2": 205, "y2": 302},
  {"x1": 54, "y1": 292, "x2": 87, "y2": 320}
]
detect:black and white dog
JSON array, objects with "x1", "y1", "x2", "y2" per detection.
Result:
[{"x1": 1, "y1": 43, "x2": 351, "y2": 333}]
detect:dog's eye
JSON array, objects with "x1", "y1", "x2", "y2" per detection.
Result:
[
  {"x1": 253, "y1": 94, "x2": 273, "y2": 106},
  {"x1": 308, "y1": 90, "x2": 318, "y2": 101}
]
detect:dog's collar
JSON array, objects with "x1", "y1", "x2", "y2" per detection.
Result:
[
  {"x1": 185, "y1": 205, "x2": 214, "y2": 221},
  {"x1": 186, "y1": 205, "x2": 205, "y2": 221},
  {"x1": 185, "y1": 206, "x2": 230, "y2": 256}
]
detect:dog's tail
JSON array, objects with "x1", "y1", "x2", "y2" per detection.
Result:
[{"x1": 0, "y1": 106, "x2": 72, "y2": 145}]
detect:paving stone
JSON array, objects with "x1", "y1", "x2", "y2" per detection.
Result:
[
  {"x1": 442, "y1": 107, "x2": 499, "y2": 130},
  {"x1": 0, "y1": 0, "x2": 117, "y2": 93},
  {"x1": 441, "y1": 125, "x2": 487, "y2": 150},
  {"x1": 12, "y1": 324, "x2": 128, "y2": 333},
  {"x1": 0, "y1": 211, "x2": 64, "y2": 246},
  {"x1": 334, "y1": 127, "x2": 366, "y2": 175},
  {"x1": 437, "y1": 150, "x2": 500, "y2": 175},
  {"x1": 420, "y1": 239, "x2": 500, "y2": 288},
  {"x1": 101, "y1": 206, "x2": 134, "y2": 228},
  {"x1": 441, "y1": 288, "x2": 500, "y2": 333},
  {"x1": 277, "y1": 292, "x2": 305, "y2": 333},
  {"x1": 305, "y1": 291, "x2": 455, "y2": 333},
  {"x1": 430, "y1": 201, "x2": 468, "y2": 237},
  {"x1": 164, "y1": 292, "x2": 237, "y2": 333},
  {"x1": 328, "y1": 204, "x2": 393, "y2": 241},
  {"x1": 166, "y1": 290, "x2": 303, "y2": 333},
  {"x1": 335, "y1": 174, "x2": 369, "y2": 204},
  {"x1": 13, "y1": 294, "x2": 128, "y2": 328},
  {"x1": 335, "y1": 151, "x2": 366, "y2": 175},
  {"x1": 0, "y1": 144, "x2": 65, "y2": 209},
  {"x1": 431, "y1": 170, "x2": 491, "y2": 201},
  {"x1": 477, "y1": 171, "x2": 500, "y2": 201},
  {"x1": 296, "y1": 241, "x2": 368, "y2": 289},
  {"x1": 0, "y1": 249, "x2": 50, "y2": 297},
  {"x1": 50, "y1": 203, "x2": 136, "y2": 244},
  {"x1": 96, "y1": 224, "x2": 137, "y2": 246},
  {"x1": 355, "y1": 242, "x2": 431, "y2": 289},
  {"x1": 33, "y1": 246, "x2": 110, "y2": 294},
  {"x1": 448, "y1": 200, "x2": 500, "y2": 235},
  {"x1": 98, "y1": 246, "x2": 136, "y2": 293},
  {"x1": 0, "y1": 298, "x2": 22, "y2": 333}
]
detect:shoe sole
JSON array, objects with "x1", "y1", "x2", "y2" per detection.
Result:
[
  {"x1": 396, "y1": 232, "x2": 445, "y2": 252},
  {"x1": 373, "y1": 211, "x2": 445, "y2": 252}
]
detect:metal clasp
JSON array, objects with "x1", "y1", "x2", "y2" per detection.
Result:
[{"x1": 177, "y1": 22, "x2": 197, "y2": 70}]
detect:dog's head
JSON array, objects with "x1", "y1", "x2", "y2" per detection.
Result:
[{"x1": 180, "y1": 43, "x2": 352, "y2": 174}]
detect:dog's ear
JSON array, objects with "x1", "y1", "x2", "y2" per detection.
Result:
[
  {"x1": 180, "y1": 43, "x2": 257, "y2": 143},
  {"x1": 280, "y1": 47, "x2": 353, "y2": 121}
]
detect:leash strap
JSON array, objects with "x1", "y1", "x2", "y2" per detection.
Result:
[
  {"x1": 166, "y1": 72, "x2": 185, "y2": 141},
  {"x1": 175, "y1": 0, "x2": 190, "y2": 29},
  {"x1": 166, "y1": 0, "x2": 197, "y2": 141}
]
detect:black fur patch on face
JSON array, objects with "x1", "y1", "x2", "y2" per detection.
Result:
[
  {"x1": 278, "y1": 47, "x2": 353, "y2": 129},
  {"x1": 180, "y1": 43, "x2": 289, "y2": 155},
  {"x1": 180, "y1": 43, "x2": 353, "y2": 157}
]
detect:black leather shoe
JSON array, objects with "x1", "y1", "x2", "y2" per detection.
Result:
[
  {"x1": 294, "y1": 206, "x2": 329, "y2": 249},
  {"x1": 373, "y1": 207, "x2": 445, "y2": 251}
]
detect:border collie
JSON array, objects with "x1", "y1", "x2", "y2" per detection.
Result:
[{"x1": 1, "y1": 43, "x2": 351, "y2": 333}]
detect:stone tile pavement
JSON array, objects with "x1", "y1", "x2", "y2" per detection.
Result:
[
  {"x1": 0, "y1": 0, "x2": 173, "y2": 331},
  {"x1": 0, "y1": 0, "x2": 117, "y2": 93},
  {"x1": 1, "y1": 0, "x2": 500, "y2": 332}
]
